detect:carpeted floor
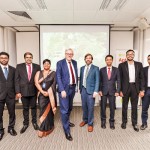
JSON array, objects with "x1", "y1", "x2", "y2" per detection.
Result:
[{"x1": 0, "y1": 106, "x2": 150, "y2": 150}]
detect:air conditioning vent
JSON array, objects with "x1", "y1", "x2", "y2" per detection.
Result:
[{"x1": 8, "y1": 11, "x2": 32, "y2": 19}]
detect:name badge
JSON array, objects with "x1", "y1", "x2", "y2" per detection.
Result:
[{"x1": 42, "y1": 82, "x2": 46, "y2": 89}]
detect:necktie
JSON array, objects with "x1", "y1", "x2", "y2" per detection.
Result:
[
  {"x1": 27, "y1": 64, "x2": 32, "y2": 81},
  {"x1": 83, "y1": 66, "x2": 89, "y2": 88},
  {"x1": 108, "y1": 68, "x2": 111, "y2": 80},
  {"x1": 68, "y1": 62, "x2": 75, "y2": 84},
  {"x1": 4, "y1": 67, "x2": 8, "y2": 79}
]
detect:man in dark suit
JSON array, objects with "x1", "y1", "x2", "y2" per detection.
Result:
[
  {"x1": 79, "y1": 54, "x2": 99, "y2": 132},
  {"x1": 0, "y1": 52, "x2": 17, "y2": 140},
  {"x1": 56, "y1": 48, "x2": 78, "y2": 141},
  {"x1": 118, "y1": 49, "x2": 145, "y2": 132},
  {"x1": 140, "y1": 55, "x2": 150, "y2": 130},
  {"x1": 99, "y1": 55, "x2": 120, "y2": 130},
  {"x1": 15, "y1": 52, "x2": 40, "y2": 134}
]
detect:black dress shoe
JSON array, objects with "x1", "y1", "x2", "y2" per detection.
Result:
[
  {"x1": 140, "y1": 124, "x2": 148, "y2": 130},
  {"x1": 8, "y1": 129, "x2": 17, "y2": 136},
  {"x1": 32, "y1": 123, "x2": 39, "y2": 130},
  {"x1": 101, "y1": 122, "x2": 106, "y2": 129},
  {"x1": 69, "y1": 122, "x2": 75, "y2": 127},
  {"x1": 0, "y1": 132, "x2": 4, "y2": 141},
  {"x1": 121, "y1": 123, "x2": 126, "y2": 129},
  {"x1": 65, "y1": 133, "x2": 73, "y2": 141},
  {"x1": 133, "y1": 125, "x2": 139, "y2": 132},
  {"x1": 20, "y1": 125, "x2": 28, "y2": 134},
  {"x1": 110, "y1": 123, "x2": 115, "y2": 130}
]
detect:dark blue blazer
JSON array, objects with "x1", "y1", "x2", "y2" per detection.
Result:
[
  {"x1": 79, "y1": 64, "x2": 99, "y2": 95},
  {"x1": 56, "y1": 59, "x2": 78, "y2": 92},
  {"x1": 99, "y1": 66, "x2": 121, "y2": 96}
]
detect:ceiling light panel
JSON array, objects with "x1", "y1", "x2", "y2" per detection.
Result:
[
  {"x1": 19, "y1": 0, "x2": 47, "y2": 11},
  {"x1": 99, "y1": 0, "x2": 129, "y2": 11}
]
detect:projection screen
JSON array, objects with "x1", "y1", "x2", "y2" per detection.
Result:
[{"x1": 40, "y1": 25, "x2": 110, "y2": 74}]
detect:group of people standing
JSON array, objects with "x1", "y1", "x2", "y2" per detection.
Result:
[{"x1": 0, "y1": 48, "x2": 149, "y2": 142}]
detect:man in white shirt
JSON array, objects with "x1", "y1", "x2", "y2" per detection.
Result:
[
  {"x1": 118, "y1": 49, "x2": 145, "y2": 132},
  {"x1": 141, "y1": 55, "x2": 150, "y2": 130}
]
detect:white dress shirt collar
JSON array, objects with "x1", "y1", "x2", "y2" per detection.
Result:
[
  {"x1": 85, "y1": 63, "x2": 92, "y2": 68},
  {"x1": 0, "y1": 64, "x2": 9, "y2": 69}
]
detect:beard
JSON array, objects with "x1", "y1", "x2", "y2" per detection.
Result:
[
  {"x1": 127, "y1": 57, "x2": 133, "y2": 61},
  {"x1": 0, "y1": 61, "x2": 8, "y2": 65},
  {"x1": 86, "y1": 60, "x2": 92, "y2": 65}
]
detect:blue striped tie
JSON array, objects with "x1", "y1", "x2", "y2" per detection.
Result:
[{"x1": 4, "y1": 67, "x2": 8, "y2": 79}]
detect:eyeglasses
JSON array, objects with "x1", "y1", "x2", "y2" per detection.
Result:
[
  {"x1": 25, "y1": 57, "x2": 32, "y2": 59},
  {"x1": 0, "y1": 57, "x2": 8, "y2": 60},
  {"x1": 65, "y1": 53, "x2": 73, "y2": 56},
  {"x1": 126, "y1": 54, "x2": 134, "y2": 56}
]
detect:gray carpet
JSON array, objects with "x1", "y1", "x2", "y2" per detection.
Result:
[{"x1": 0, "y1": 106, "x2": 150, "y2": 150}]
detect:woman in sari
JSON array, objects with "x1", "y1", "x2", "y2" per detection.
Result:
[{"x1": 35, "y1": 59, "x2": 57, "y2": 138}]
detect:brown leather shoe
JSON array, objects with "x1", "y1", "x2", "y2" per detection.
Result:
[
  {"x1": 79, "y1": 121, "x2": 87, "y2": 127},
  {"x1": 88, "y1": 126, "x2": 93, "y2": 132}
]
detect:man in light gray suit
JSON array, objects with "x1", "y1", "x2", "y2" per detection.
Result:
[
  {"x1": 99, "y1": 55, "x2": 120, "y2": 129},
  {"x1": 79, "y1": 53, "x2": 99, "y2": 132}
]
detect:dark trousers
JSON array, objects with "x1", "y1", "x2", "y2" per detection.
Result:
[
  {"x1": 0, "y1": 95, "x2": 16, "y2": 133},
  {"x1": 122, "y1": 83, "x2": 138, "y2": 125},
  {"x1": 21, "y1": 96, "x2": 37, "y2": 126},
  {"x1": 59, "y1": 85, "x2": 76, "y2": 134},
  {"x1": 141, "y1": 89, "x2": 150, "y2": 125},
  {"x1": 101, "y1": 94, "x2": 115, "y2": 123},
  {"x1": 81, "y1": 87, "x2": 95, "y2": 126}
]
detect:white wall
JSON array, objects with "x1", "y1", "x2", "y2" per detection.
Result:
[
  {"x1": 4, "y1": 28, "x2": 17, "y2": 67},
  {"x1": 143, "y1": 28, "x2": 150, "y2": 66},
  {"x1": 16, "y1": 32, "x2": 39, "y2": 64},
  {"x1": 0, "y1": 27, "x2": 17, "y2": 67},
  {"x1": 133, "y1": 28, "x2": 150, "y2": 67},
  {"x1": 110, "y1": 31, "x2": 134, "y2": 66},
  {"x1": 133, "y1": 29, "x2": 140, "y2": 54},
  {"x1": 0, "y1": 27, "x2": 4, "y2": 51}
]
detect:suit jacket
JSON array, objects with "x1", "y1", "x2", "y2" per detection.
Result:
[
  {"x1": 0, "y1": 65, "x2": 16, "y2": 100},
  {"x1": 118, "y1": 61, "x2": 145, "y2": 95},
  {"x1": 143, "y1": 66, "x2": 150, "y2": 92},
  {"x1": 15, "y1": 63, "x2": 41, "y2": 97},
  {"x1": 56, "y1": 59, "x2": 78, "y2": 92},
  {"x1": 79, "y1": 64, "x2": 99, "y2": 95},
  {"x1": 99, "y1": 66, "x2": 121, "y2": 96}
]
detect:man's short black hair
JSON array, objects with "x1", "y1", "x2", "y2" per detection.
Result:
[
  {"x1": 0, "y1": 51, "x2": 9, "y2": 58},
  {"x1": 43, "y1": 59, "x2": 51, "y2": 65},
  {"x1": 148, "y1": 55, "x2": 150, "y2": 57},
  {"x1": 24, "y1": 52, "x2": 33, "y2": 58},
  {"x1": 126, "y1": 49, "x2": 135, "y2": 54},
  {"x1": 105, "y1": 55, "x2": 113, "y2": 60}
]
